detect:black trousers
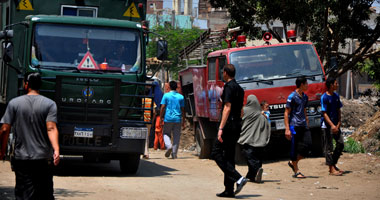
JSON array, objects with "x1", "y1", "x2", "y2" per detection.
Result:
[
  {"x1": 322, "y1": 128, "x2": 344, "y2": 166},
  {"x1": 290, "y1": 126, "x2": 312, "y2": 161},
  {"x1": 13, "y1": 159, "x2": 54, "y2": 200},
  {"x1": 242, "y1": 144, "x2": 264, "y2": 180},
  {"x1": 211, "y1": 121, "x2": 242, "y2": 192}
]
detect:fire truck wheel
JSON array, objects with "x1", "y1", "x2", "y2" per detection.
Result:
[
  {"x1": 119, "y1": 153, "x2": 140, "y2": 174},
  {"x1": 195, "y1": 124, "x2": 211, "y2": 159}
]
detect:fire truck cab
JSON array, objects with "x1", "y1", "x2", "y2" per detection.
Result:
[{"x1": 179, "y1": 34, "x2": 326, "y2": 158}]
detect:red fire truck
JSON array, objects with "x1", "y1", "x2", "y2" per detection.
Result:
[{"x1": 179, "y1": 32, "x2": 327, "y2": 158}]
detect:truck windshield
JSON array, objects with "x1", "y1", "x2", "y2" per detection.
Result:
[
  {"x1": 31, "y1": 24, "x2": 141, "y2": 73},
  {"x1": 231, "y1": 44, "x2": 323, "y2": 81}
]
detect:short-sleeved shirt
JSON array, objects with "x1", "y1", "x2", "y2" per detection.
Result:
[
  {"x1": 0, "y1": 95, "x2": 57, "y2": 160},
  {"x1": 286, "y1": 90, "x2": 308, "y2": 127},
  {"x1": 320, "y1": 92, "x2": 343, "y2": 128},
  {"x1": 221, "y1": 79, "x2": 244, "y2": 122},
  {"x1": 160, "y1": 91, "x2": 184, "y2": 123}
]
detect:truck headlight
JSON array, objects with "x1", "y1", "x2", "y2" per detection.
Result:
[
  {"x1": 120, "y1": 127, "x2": 147, "y2": 139},
  {"x1": 308, "y1": 107, "x2": 316, "y2": 114},
  {"x1": 317, "y1": 106, "x2": 322, "y2": 113}
]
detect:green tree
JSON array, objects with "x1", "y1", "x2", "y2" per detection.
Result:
[
  {"x1": 209, "y1": 0, "x2": 380, "y2": 78},
  {"x1": 147, "y1": 26, "x2": 204, "y2": 80}
]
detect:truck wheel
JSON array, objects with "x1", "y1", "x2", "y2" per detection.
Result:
[
  {"x1": 119, "y1": 154, "x2": 140, "y2": 174},
  {"x1": 195, "y1": 124, "x2": 211, "y2": 159}
]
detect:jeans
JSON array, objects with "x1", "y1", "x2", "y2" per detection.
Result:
[{"x1": 163, "y1": 122, "x2": 182, "y2": 157}]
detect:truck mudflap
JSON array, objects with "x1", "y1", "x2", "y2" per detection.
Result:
[{"x1": 50, "y1": 75, "x2": 155, "y2": 156}]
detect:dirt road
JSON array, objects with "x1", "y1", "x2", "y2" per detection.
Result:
[{"x1": 1, "y1": 150, "x2": 380, "y2": 200}]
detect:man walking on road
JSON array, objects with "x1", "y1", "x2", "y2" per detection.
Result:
[
  {"x1": 0, "y1": 73, "x2": 60, "y2": 200},
  {"x1": 321, "y1": 76, "x2": 344, "y2": 176},
  {"x1": 284, "y1": 76, "x2": 312, "y2": 178},
  {"x1": 160, "y1": 81, "x2": 185, "y2": 159},
  {"x1": 211, "y1": 64, "x2": 248, "y2": 198}
]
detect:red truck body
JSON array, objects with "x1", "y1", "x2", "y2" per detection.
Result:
[{"x1": 179, "y1": 41, "x2": 327, "y2": 158}]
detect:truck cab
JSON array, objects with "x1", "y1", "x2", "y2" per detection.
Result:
[{"x1": 0, "y1": 0, "x2": 158, "y2": 174}]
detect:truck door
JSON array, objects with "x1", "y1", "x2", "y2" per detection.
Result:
[{"x1": 207, "y1": 57, "x2": 225, "y2": 121}]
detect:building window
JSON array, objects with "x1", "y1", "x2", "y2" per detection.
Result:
[
  {"x1": 61, "y1": 5, "x2": 98, "y2": 17},
  {"x1": 273, "y1": 27, "x2": 284, "y2": 38}
]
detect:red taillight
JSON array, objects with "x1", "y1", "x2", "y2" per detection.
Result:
[
  {"x1": 287, "y1": 30, "x2": 296, "y2": 39},
  {"x1": 237, "y1": 35, "x2": 246, "y2": 45}
]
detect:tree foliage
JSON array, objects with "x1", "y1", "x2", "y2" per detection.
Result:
[
  {"x1": 209, "y1": 0, "x2": 380, "y2": 78},
  {"x1": 147, "y1": 26, "x2": 204, "y2": 79}
]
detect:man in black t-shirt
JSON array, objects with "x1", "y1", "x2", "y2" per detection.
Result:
[
  {"x1": 0, "y1": 73, "x2": 59, "y2": 200},
  {"x1": 211, "y1": 64, "x2": 248, "y2": 198}
]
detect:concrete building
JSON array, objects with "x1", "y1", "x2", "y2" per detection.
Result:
[{"x1": 147, "y1": 0, "x2": 163, "y2": 15}]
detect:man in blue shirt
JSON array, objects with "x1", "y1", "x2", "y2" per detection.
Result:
[
  {"x1": 321, "y1": 77, "x2": 344, "y2": 176},
  {"x1": 284, "y1": 76, "x2": 312, "y2": 178},
  {"x1": 160, "y1": 81, "x2": 185, "y2": 159}
]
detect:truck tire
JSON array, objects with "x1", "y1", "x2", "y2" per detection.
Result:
[
  {"x1": 119, "y1": 154, "x2": 140, "y2": 174},
  {"x1": 195, "y1": 124, "x2": 211, "y2": 159}
]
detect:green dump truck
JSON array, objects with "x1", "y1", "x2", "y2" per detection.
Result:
[{"x1": 0, "y1": 0, "x2": 162, "y2": 174}]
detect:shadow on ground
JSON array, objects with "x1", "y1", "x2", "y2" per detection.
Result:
[
  {"x1": 0, "y1": 187, "x2": 92, "y2": 200},
  {"x1": 54, "y1": 158, "x2": 177, "y2": 177}
]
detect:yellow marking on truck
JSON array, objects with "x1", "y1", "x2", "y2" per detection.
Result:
[
  {"x1": 123, "y1": 2, "x2": 140, "y2": 18},
  {"x1": 17, "y1": 0, "x2": 34, "y2": 10}
]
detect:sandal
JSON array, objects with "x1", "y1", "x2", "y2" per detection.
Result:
[
  {"x1": 329, "y1": 171, "x2": 343, "y2": 176},
  {"x1": 334, "y1": 166, "x2": 344, "y2": 173},
  {"x1": 288, "y1": 161, "x2": 295, "y2": 173},
  {"x1": 293, "y1": 172, "x2": 306, "y2": 178}
]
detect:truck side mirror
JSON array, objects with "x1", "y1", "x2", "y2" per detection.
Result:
[
  {"x1": 326, "y1": 56, "x2": 338, "y2": 75},
  {"x1": 157, "y1": 40, "x2": 168, "y2": 61},
  {"x1": 2, "y1": 41, "x2": 14, "y2": 63}
]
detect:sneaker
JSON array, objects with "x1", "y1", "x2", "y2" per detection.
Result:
[
  {"x1": 254, "y1": 168, "x2": 263, "y2": 183},
  {"x1": 235, "y1": 178, "x2": 248, "y2": 195},
  {"x1": 172, "y1": 153, "x2": 178, "y2": 159},
  {"x1": 165, "y1": 148, "x2": 172, "y2": 158}
]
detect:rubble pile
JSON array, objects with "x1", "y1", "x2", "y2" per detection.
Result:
[
  {"x1": 341, "y1": 96, "x2": 380, "y2": 155},
  {"x1": 340, "y1": 97, "x2": 379, "y2": 128},
  {"x1": 351, "y1": 110, "x2": 380, "y2": 155}
]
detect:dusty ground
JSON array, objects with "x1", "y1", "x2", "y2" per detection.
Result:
[{"x1": 1, "y1": 151, "x2": 380, "y2": 200}]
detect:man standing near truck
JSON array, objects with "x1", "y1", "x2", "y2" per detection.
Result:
[
  {"x1": 0, "y1": 73, "x2": 60, "y2": 199},
  {"x1": 211, "y1": 64, "x2": 248, "y2": 197},
  {"x1": 321, "y1": 77, "x2": 344, "y2": 176},
  {"x1": 284, "y1": 76, "x2": 312, "y2": 178}
]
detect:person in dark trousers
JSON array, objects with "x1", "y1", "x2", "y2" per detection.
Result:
[
  {"x1": 321, "y1": 76, "x2": 344, "y2": 176},
  {"x1": 238, "y1": 95, "x2": 271, "y2": 183},
  {"x1": 211, "y1": 64, "x2": 248, "y2": 198},
  {"x1": 0, "y1": 73, "x2": 60, "y2": 200},
  {"x1": 284, "y1": 76, "x2": 312, "y2": 179}
]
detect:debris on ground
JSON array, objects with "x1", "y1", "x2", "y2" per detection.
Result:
[
  {"x1": 341, "y1": 96, "x2": 379, "y2": 128},
  {"x1": 341, "y1": 95, "x2": 380, "y2": 155}
]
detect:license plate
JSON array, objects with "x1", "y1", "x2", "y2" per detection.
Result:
[
  {"x1": 74, "y1": 127, "x2": 93, "y2": 138},
  {"x1": 275, "y1": 120, "x2": 285, "y2": 130}
]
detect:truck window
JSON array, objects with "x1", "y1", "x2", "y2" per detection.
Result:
[
  {"x1": 208, "y1": 58, "x2": 216, "y2": 81},
  {"x1": 218, "y1": 57, "x2": 226, "y2": 80},
  {"x1": 61, "y1": 5, "x2": 98, "y2": 17},
  {"x1": 31, "y1": 23, "x2": 141, "y2": 73},
  {"x1": 230, "y1": 44, "x2": 323, "y2": 81}
]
